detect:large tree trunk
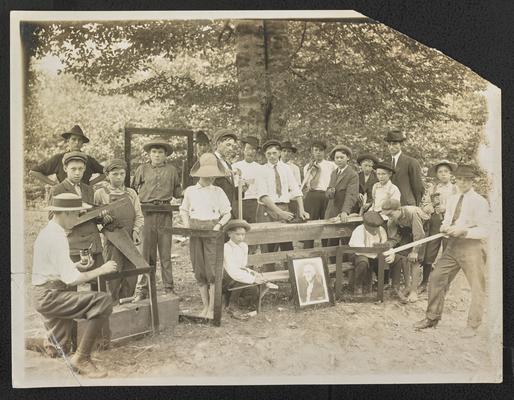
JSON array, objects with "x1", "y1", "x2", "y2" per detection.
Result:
[{"x1": 234, "y1": 20, "x2": 292, "y2": 141}]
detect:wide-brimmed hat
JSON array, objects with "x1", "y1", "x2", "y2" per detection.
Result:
[
  {"x1": 213, "y1": 129, "x2": 238, "y2": 145},
  {"x1": 261, "y1": 139, "x2": 282, "y2": 152},
  {"x1": 384, "y1": 130, "x2": 406, "y2": 143},
  {"x1": 190, "y1": 153, "x2": 229, "y2": 178},
  {"x1": 329, "y1": 144, "x2": 353, "y2": 160},
  {"x1": 224, "y1": 219, "x2": 252, "y2": 232},
  {"x1": 374, "y1": 161, "x2": 396, "y2": 174},
  {"x1": 363, "y1": 211, "x2": 385, "y2": 227},
  {"x1": 428, "y1": 159, "x2": 458, "y2": 177},
  {"x1": 310, "y1": 140, "x2": 327, "y2": 151},
  {"x1": 143, "y1": 138, "x2": 173, "y2": 155},
  {"x1": 61, "y1": 125, "x2": 90, "y2": 143},
  {"x1": 241, "y1": 136, "x2": 260, "y2": 149},
  {"x1": 45, "y1": 193, "x2": 93, "y2": 212},
  {"x1": 195, "y1": 130, "x2": 210, "y2": 144},
  {"x1": 453, "y1": 164, "x2": 478, "y2": 178},
  {"x1": 381, "y1": 198, "x2": 401, "y2": 211},
  {"x1": 104, "y1": 158, "x2": 127, "y2": 174},
  {"x1": 281, "y1": 141, "x2": 297, "y2": 153},
  {"x1": 62, "y1": 151, "x2": 88, "y2": 166},
  {"x1": 356, "y1": 153, "x2": 379, "y2": 165}
]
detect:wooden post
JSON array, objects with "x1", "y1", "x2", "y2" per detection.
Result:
[
  {"x1": 238, "y1": 181, "x2": 243, "y2": 220},
  {"x1": 186, "y1": 132, "x2": 194, "y2": 188},
  {"x1": 147, "y1": 269, "x2": 160, "y2": 334},
  {"x1": 335, "y1": 246, "x2": 343, "y2": 300},
  {"x1": 124, "y1": 126, "x2": 132, "y2": 187},
  {"x1": 212, "y1": 231, "x2": 225, "y2": 326},
  {"x1": 377, "y1": 253, "x2": 385, "y2": 302}
]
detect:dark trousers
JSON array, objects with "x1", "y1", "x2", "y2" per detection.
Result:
[
  {"x1": 303, "y1": 190, "x2": 328, "y2": 249},
  {"x1": 353, "y1": 255, "x2": 377, "y2": 293},
  {"x1": 242, "y1": 199, "x2": 258, "y2": 223},
  {"x1": 32, "y1": 281, "x2": 113, "y2": 357},
  {"x1": 256, "y1": 203, "x2": 293, "y2": 271},
  {"x1": 189, "y1": 219, "x2": 218, "y2": 285},
  {"x1": 422, "y1": 213, "x2": 448, "y2": 283},
  {"x1": 137, "y1": 211, "x2": 173, "y2": 295},
  {"x1": 103, "y1": 239, "x2": 137, "y2": 301},
  {"x1": 426, "y1": 238, "x2": 486, "y2": 328}
]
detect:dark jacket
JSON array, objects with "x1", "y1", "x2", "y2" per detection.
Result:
[
  {"x1": 213, "y1": 153, "x2": 238, "y2": 218},
  {"x1": 352, "y1": 170, "x2": 378, "y2": 213},
  {"x1": 50, "y1": 180, "x2": 103, "y2": 255},
  {"x1": 297, "y1": 276, "x2": 326, "y2": 304},
  {"x1": 324, "y1": 166, "x2": 359, "y2": 219},
  {"x1": 390, "y1": 153, "x2": 424, "y2": 206}
]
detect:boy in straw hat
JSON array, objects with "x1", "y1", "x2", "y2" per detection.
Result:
[
  {"x1": 29, "y1": 193, "x2": 118, "y2": 378},
  {"x1": 180, "y1": 153, "x2": 232, "y2": 319},
  {"x1": 222, "y1": 219, "x2": 278, "y2": 316},
  {"x1": 29, "y1": 124, "x2": 105, "y2": 187},
  {"x1": 415, "y1": 165, "x2": 489, "y2": 338},
  {"x1": 418, "y1": 159, "x2": 458, "y2": 292},
  {"x1": 94, "y1": 159, "x2": 144, "y2": 302},
  {"x1": 132, "y1": 137, "x2": 182, "y2": 300}
]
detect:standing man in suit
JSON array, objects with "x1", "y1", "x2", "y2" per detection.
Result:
[
  {"x1": 385, "y1": 130, "x2": 424, "y2": 206},
  {"x1": 213, "y1": 129, "x2": 239, "y2": 218},
  {"x1": 325, "y1": 145, "x2": 359, "y2": 248},
  {"x1": 354, "y1": 153, "x2": 379, "y2": 214}
]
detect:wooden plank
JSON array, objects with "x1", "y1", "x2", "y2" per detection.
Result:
[
  {"x1": 212, "y1": 232, "x2": 225, "y2": 327},
  {"x1": 382, "y1": 233, "x2": 446, "y2": 255},
  {"x1": 335, "y1": 247, "x2": 343, "y2": 299},
  {"x1": 148, "y1": 270, "x2": 160, "y2": 333},
  {"x1": 377, "y1": 254, "x2": 385, "y2": 302},
  {"x1": 170, "y1": 227, "x2": 220, "y2": 238},
  {"x1": 73, "y1": 197, "x2": 132, "y2": 227},
  {"x1": 186, "y1": 133, "x2": 194, "y2": 188},
  {"x1": 103, "y1": 229, "x2": 151, "y2": 269},
  {"x1": 244, "y1": 220, "x2": 360, "y2": 245}
]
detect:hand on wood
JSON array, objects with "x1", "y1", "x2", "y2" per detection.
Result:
[
  {"x1": 385, "y1": 253, "x2": 395, "y2": 264},
  {"x1": 101, "y1": 260, "x2": 118, "y2": 274},
  {"x1": 407, "y1": 251, "x2": 418, "y2": 263},
  {"x1": 278, "y1": 210, "x2": 294, "y2": 221},
  {"x1": 339, "y1": 212, "x2": 349, "y2": 223},
  {"x1": 132, "y1": 231, "x2": 141, "y2": 246}
]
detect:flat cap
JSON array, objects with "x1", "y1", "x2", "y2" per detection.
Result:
[
  {"x1": 261, "y1": 139, "x2": 282, "y2": 152},
  {"x1": 224, "y1": 219, "x2": 252, "y2": 232},
  {"x1": 381, "y1": 198, "x2": 401, "y2": 211},
  {"x1": 363, "y1": 211, "x2": 385, "y2": 227},
  {"x1": 213, "y1": 129, "x2": 238, "y2": 145},
  {"x1": 453, "y1": 164, "x2": 478, "y2": 178},
  {"x1": 329, "y1": 144, "x2": 353, "y2": 160},
  {"x1": 104, "y1": 158, "x2": 127, "y2": 174},
  {"x1": 62, "y1": 151, "x2": 87, "y2": 165}
]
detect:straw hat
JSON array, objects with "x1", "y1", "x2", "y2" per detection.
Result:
[
  {"x1": 190, "y1": 153, "x2": 229, "y2": 178},
  {"x1": 143, "y1": 138, "x2": 173, "y2": 155},
  {"x1": 428, "y1": 159, "x2": 458, "y2": 177},
  {"x1": 45, "y1": 193, "x2": 93, "y2": 212}
]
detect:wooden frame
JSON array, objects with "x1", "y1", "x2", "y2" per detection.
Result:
[{"x1": 288, "y1": 255, "x2": 335, "y2": 310}]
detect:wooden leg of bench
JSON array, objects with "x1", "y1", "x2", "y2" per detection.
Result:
[
  {"x1": 377, "y1": 255, "x2": 385, "y2": 302},
  {"x1": 335, "y1": 249, "x2": 343, "y2": 300},
  {"x1": 148, "y1": 270, "x2": 159, "y2": 334},
  {"x1": 257, "y1": 285, "x2": 263, "y2": 313}
]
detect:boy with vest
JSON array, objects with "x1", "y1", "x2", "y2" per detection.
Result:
[
  {"x1": 180, "y1": 153, "x2": 232, "y2": 319},
  {"x1": 94, "y1": 159, "x2": 144, "y2": 302},
  {"x1": 31, "y1": 193, "x2": 118, "y2": 378},
  {"x1": 132, "y1": 138, "x2": 182, "y2": 300}
]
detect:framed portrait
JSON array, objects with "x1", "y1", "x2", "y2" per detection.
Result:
[{"x1": 288, "y1": 256, "x2": 334, "y2": 310}]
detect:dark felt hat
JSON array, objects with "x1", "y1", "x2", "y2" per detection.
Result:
[
  {"x1": 241, "y1": 136, "x2": 260, "y2": 149},
  {"x1": 329, "y1": 144, "x2": 353, "y2": 160},
  {"x1": 195, "y1": 130, "x2": 210, "y2": 144},
  {"x1": 384, "y1": 130, "x2": 406, "y2": 143},
  {"x1": 190, "y1": 153, "x2": 228, "y2": 178},
  {"x1": 374, "y1": 161, "x2": 396, "y2": 174},
  {"x1": 281, "y1": 141, "x2": 297, "y2": 153},
  {"x1": 453, "y1": 164, "x2": 478, "y2": 178},
  {"x1": 61, "y1": 125, "x2": 90, "y2": 143},
  {"x1": 261, "y1": 139, "x2": 282, "y2": 152},
  {"x1": 104, "y1": 158, "x2": 127, "y2": 174},
  {"x1": 62, "y1": 151, "x2": 88, "y2": 166},
  {"x1": 363, "y1": 211, "x2": 385, "y2": 227},
  {"x1": 381, "y1": 198, "x2": 401, "y2": 211},
  {"x1": 310, "y1": 140, "x2": 327, "y2": 150},
  {"x1": 428, "y1": 159, "x2": 458, "y2": 177},
  {"x1": 224, "y1": 219, "x2": 252, "y2": 232},
  {"x1": 143, "y1": 138, "x2": 173, "y2": 155},
  {"x1": 213, "y1": 129, "x2": 238, "y2": 145},
  {"x1": 357, "y1": 153, "x2": 379, "y2": 165}
]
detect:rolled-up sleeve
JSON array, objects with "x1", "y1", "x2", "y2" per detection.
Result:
[
  {"x1": 53, "y1": 241, "x2": 81, "y2": 285},
  {"x1": 223, "y1": 243, "x2": 256, "y2": 284},
  {"x1": 465, "y1": 196, "x2": 490, "y2": 240}
]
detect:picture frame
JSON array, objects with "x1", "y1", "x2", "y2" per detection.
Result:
[{"x1": 288, "y1": 255, "x2": 335, "y2": 310}]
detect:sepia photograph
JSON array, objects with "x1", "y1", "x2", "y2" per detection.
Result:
[
  {"x1": 10, "y1": 10, "x2": 502, "y2": 387},
  {"x1": 290, "y1": 257, "x2": 331, "y2": 308}
]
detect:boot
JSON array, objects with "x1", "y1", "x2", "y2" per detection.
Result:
[
  {"x1": 69, "y1": 317, "x2": 108, "y2": 378},
  {"x1": 414, "y1": 318, "x2": 438, "y2": 330}
]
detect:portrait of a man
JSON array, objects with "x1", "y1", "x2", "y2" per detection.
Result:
[{"x1": 292, "y1": 258, "x2": 330, "y2": 306}]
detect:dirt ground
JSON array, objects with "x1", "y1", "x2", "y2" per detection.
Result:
[{"x1": 19, "y1": 210, "x2": 500, "y2": 385}]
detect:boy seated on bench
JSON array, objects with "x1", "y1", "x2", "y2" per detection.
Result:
[
  {"x1": 222, "y1": 219, "x2": 277, "y2": 316},
  {"x1": 348, "y1": 210, "x2": 388, "y2": 295}
]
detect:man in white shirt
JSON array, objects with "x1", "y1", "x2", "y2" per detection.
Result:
[
  {"x1": 255, "y1": 139, "x2": 309, "y2": 270},
  {"x1": 30, "y1": 193, "x2": 118, "y2": 378},
  {"x1": 232, "y1": 136, "x2": 262, "y2": 223},
  {"x1": 303, "y1": 141, "x2": 335, "y2": 224},
  {"x1": 414, "y1": 165, "x2": 489, "y2": 338},
  {"x1": 280, "y1": 141, "x2": 302, "y2": 186}
]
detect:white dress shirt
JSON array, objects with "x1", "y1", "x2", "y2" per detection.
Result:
[
  {"x1": 32, "y1": 219, "x2": 81, "y2": 286},
  {"x1": 371, "y1": 180, "x2": 401, "y2": 212},
  {"x1": 349, "y1": 224, "x2": 388, "y2": 259},
  {"x1": 223, "y1": 240, "x2": 257, "y2": 284},
  {"x1": 286, "y1": 161, "x2": 302, "y2": 186},
  {"x1": 442, "y1": 188, "x2": 489, "y2": 240},
  {"x1": 232, "y1": 160, "x2": 263, "y2": 200},
  {"x1": 391, "y1": 150, "x2": 402, "y2": 169},
  {"x1": 303, "y1": 159, "x2": 336, "y2": 191},
  {"x1": 257, "y1": 160, "x2": 302, "y2": 203},
  {"x1": 180, "y1": 183, "x2": 232, "y2": 220}
]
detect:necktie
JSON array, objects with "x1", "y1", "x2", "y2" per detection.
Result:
[
  {"x1": 273, "y1": 165, "x2": 282, "y2": 197},
  {"x1": 75, "y1": 184, "x2": 82, "y2": 197},
  {"x1": 451, "y1": 194, "x2": 464, "y2": 225},
  {"x1": 309, "y1": 162, "x2": 321, "y2": 189},
  {"x1": 391, "y1": 157, "x2": 396, "y2": 168}
]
